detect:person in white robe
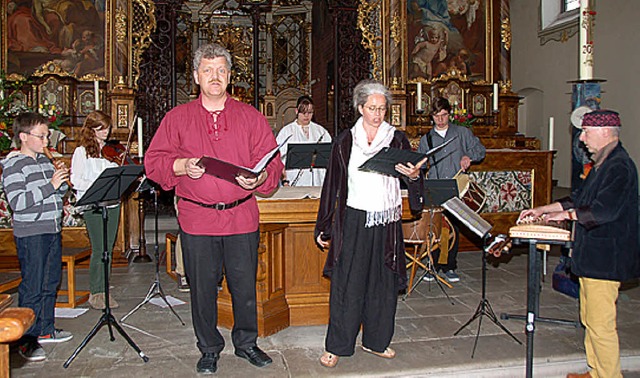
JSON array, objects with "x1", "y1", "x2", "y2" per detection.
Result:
[{"x1": 276, "y1": 96, "x2": 332, "y2": 186}]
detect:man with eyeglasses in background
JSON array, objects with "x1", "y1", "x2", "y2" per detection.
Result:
[{"x1": 417, "y1": 96, "x2": 485, "y2": 283}]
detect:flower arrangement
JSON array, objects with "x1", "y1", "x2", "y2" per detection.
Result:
[
  {"x1": 450, "y1": 105, "x2": 475, "y2": 128},
  {"x1": 0, "y1": 71, "x2": 29, "y2": 152},
  {"x1": 0, "y1": 71, "x2": 67, "y2": 152},
  {"x1": 37, "y1": 100, "x2": 66, "y2": 131},
  {"x1": 0, "y1": 122, "x2": 11, "y2": 151}
]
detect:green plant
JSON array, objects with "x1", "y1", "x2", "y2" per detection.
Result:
[
  {"x1": 0, "y1": 123, "x2": 11, "y2": 151},
  {"x1": 0, "y1": 71, "x2": 28, "y2": 151},
  {"x1": 1, "y1": 71, "x2": 65, "y2": 152}
]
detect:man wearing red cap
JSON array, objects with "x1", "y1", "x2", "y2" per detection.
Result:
[{"x1": 519, "y1": 109, "x2": 639, "y2": 378}]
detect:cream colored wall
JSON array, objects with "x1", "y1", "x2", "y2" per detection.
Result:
[{"x1": 511, "y1": 1, "x2": 640, "y2": 188}]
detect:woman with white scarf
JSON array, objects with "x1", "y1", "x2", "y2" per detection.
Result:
[{"x1": 315, "y1": 80, "x2": 426, "y2": 368}]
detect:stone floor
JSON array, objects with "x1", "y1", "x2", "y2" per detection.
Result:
[
  {"x1": 8, "y1": 186, "x2": 640, "y2": 377},
  {"x1": 7, "y1": 244, "x2": 640, "y2": 377}
]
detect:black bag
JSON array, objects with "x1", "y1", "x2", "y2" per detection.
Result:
[{"x1": 552, "y1": 254, "x2": 579, "y2": 299}]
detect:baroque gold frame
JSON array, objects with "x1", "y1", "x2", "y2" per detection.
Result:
[
  {"x1": 359, "y1": 0, "x2": 499, "y2": 89},
  {"x1": 1, "y1": 0, "x2": 155, "y2": 89}
]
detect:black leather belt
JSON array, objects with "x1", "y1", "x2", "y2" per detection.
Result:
[{"x1": 182, "y1": 194, "x2": 252, "y2": 210}]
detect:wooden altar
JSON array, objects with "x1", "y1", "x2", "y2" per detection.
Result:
[{"x1": 217, "y1": 148, "x2": 553, "y2": 337}]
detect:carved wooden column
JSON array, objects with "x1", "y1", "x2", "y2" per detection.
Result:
[
  {"x1": 495, "y1": 90, "x2": 521, "y2": 136},
  {"x1": 330, "y1": 1, "x2": 371, "y2": 132}
]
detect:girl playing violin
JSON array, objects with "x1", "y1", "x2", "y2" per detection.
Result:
[{"x1": 70, "y1": 111, "x2": 121, "y2": 310}]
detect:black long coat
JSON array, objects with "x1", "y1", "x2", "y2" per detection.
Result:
[
  {"x1": 314, "y1": 129, "x2": 424, "y2": 290},
  {"x1": 559, "y1": 142, "x2": 640, "y2": 281}
]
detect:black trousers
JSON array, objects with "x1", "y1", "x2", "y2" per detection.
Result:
[
  {"x1": 326, "y1": 207, "x2": 399, "y2": 356},
  {"x1": 180, "y1": 230, "x2": 259, "y2": 355}
]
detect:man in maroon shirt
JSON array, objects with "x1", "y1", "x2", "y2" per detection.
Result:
[{"x1": 145, "y1": 43, "x2": 283, "y2": 374}]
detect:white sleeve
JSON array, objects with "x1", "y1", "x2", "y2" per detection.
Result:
[{"x1": 70, "y1": 147, "x2": 93, "y2": 192}]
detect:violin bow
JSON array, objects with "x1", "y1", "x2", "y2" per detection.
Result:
[{"x1": 120, "y1": 113, "x2": 138, "y2": 166}]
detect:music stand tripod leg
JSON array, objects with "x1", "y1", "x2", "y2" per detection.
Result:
[
  {"x1": 403, "y1": 240, "x2": 454, "y2": 304},
  {"x1": 121, "y1": 187, "x2": 185, "y2": 325},
  {"x1": 64, "y1": 204, "x2": 149, "y2": 368},
  {"x1": 453, "y1": 238, "x2": 521, "y2": 358}
]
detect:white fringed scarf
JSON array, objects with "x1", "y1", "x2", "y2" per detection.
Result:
[{"x1": 347, "y1": 117, "x2": 402, "y2": 228}]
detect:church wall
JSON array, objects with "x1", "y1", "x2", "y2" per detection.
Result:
[{"x1": 511, "y1": 1, "x2": 640, "y2": 189}]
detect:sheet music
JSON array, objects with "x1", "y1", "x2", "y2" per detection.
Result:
[
  {"x1": 442, "y1": 196, "x2": 492, "y2": 238},
  {"x1": 197, "y1": 135, "x2": 291, "y2": 183}
]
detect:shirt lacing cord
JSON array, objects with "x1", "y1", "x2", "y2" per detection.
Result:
[{"x1": 208, "y1": 110, "x2": 226, "y2": 141}]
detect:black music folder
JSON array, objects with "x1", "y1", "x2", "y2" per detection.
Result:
[
  {"x1": 424, "y1": 179, "x2": 459, "y2": 207},
  {"x1": 197, "y1": 136, "x2": 290, "y2": 184},
  {"x1": 358, "y1": 137, "x2": 456, "y2": 178},
  {"x1": 285, "y1": 143, "x2": 332, "y2": 170},
  {"x1": 358, "y1": 148, "x2": 425, "y2": 178}
]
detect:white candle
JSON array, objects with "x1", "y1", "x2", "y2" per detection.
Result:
[
  {"x1": 493, "y1": 83, "x2": 499, "y2": 112},
  {"x1": 137, "y1": 117, "x2": 143, "y2": 158},
  {"x1": 548, "y1": 117, "x2": 555, "y2": 151},
  {"x1": 416, "y1": 82, "x2": 422, "y2": 110},
  {"x1": 579, "y1": 0, "x2": 593, "y2": 80},
  {"x1": 93, "y1": 80, "x2": 100, "y2": 110},
  {"x1": 0, "y1": 78, "x2": 4, "y2": 101}
]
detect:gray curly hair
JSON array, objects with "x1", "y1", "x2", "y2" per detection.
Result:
[
  {"x1": 352, "y1": 79, "x2": 391, "y2": 111},
  {"x1": 193, "y1": 43, "x2": 233, "y2": 72}
]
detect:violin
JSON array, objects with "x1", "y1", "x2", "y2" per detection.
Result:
[
  {"x1": 100, "y1": 115, "x2": 141, "y2": 166},
  {"x1": 101, "y1": 140, "x2": 140, "y2": 165}
]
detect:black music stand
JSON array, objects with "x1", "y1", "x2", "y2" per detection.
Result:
[
  {"x1": 285, "y1": 143, "x2": 331, "y2": 186},
  {"x1": 501, "y1": 237, "x2": 576, "y2": 378},
  {"x1": 64, "y1": 165, "x2": 149, "y2": 368},
  {"x1": 423, "y1": 179, "x2": 458, "y2": 207},
  {"x1": 121, "y1": 178, "x2": 185, "y2": 326},
  {"x1": 443, "y1": 197, "x2": 522, "y2": 358},
  {"x1": 407, "y1": 180, "x2": 459, "y2": 302}
]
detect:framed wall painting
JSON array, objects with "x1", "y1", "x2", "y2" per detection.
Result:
[
  {"x1": 2, "y1": 0, "x2": 108, "y2": 80},
  {"x1": 360, "y1": 0, "x2": 499, "y2": 88}
]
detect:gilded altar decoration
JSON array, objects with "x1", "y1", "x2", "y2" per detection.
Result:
[
  {"x1": 358, "y1": 0, "x2": 383, "y2": 81},
  {"x1": 390, "y1": 11, "x2": 401, "y2": 48},
  {"x1": 501, "y1": 17, "x2": 511, "y2": 51}
]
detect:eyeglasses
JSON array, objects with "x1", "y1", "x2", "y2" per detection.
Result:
[
  {"x1": 364, "y1": 106, "x2": 387, "y2": 114},
  {"x1": 26, "y1": 132, "x2": 50, "y2": 141}
]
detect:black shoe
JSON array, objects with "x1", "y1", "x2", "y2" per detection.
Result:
[
  {"x1": 196, "y1": 352, "x2": 218, "y2": 374},
  {"x1": 235, "y1": 346, "x2": 272, "y2": 367}
]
